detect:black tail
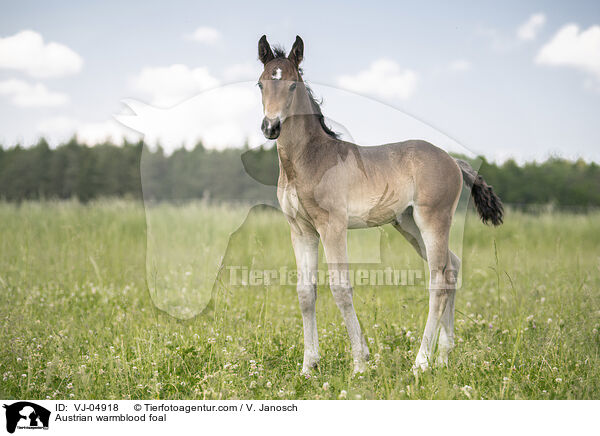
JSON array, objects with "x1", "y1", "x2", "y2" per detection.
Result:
[{"x1": 455, "y1": 159, "x2": 504, "y2": 226}]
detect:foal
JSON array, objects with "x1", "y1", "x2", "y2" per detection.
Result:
[{"x1": 257, "y1": 35, "x2": 503, "y2": 373}]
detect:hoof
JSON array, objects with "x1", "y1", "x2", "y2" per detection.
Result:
[
  {"x1": 300, "y1": 369, "x2": 313, "y2": 378},
  {"x1": 301, "y1": 355, "x2": 319, "y2": 376},
  {"x1": 353, "y1": 359, "x2": 368, "y2": 375},
  {"x1": 413, "y1": 357, "x2": 430, "y2": 374}
]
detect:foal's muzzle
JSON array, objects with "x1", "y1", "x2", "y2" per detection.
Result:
[{"x1": 261, "y1": 117, "x2": 281, "y2": 140}]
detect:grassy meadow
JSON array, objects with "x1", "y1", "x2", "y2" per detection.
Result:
[{"x1": 1, "y1": 200, "x2": 599, "y2": 400}]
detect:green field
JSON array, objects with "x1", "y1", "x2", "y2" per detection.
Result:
[{"x1": 1, "y1": 201, "x2": 599, "y2": 400}]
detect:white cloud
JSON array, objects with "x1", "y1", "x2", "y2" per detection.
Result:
[
  {"x1": 536, "y1": 24, "x2": 600, "y2": 81},
  {"x1": 76, "y1": 120, "x2": 141, "y2": 145},
  {"x1": 117, "y1": 83, "x2": 263, "y2": 152},
  {"x1": 186, "y1": 26, "x2": 221, "y2": 44},
  {"x1": 517, "y1": 13, "x2": 546, "y2": 41},
  {"x1": 37, "y1": 116, "x2": 141, "y2": 145},
  {"x1": 125, "y1": 64, "x2": 270, "y2": 150},
  {"x1": 337, "y1": 59, "x2": 418, "y2": 100},
  {"x1": 0, "y1": 30, "x2": 83, "y2": 78},
  {"x1": 449, "y1": 59, "x2": 471, "y2": 72},
  {"x1": 222, "y1": 63, "x2": 262, "y2": 82},
  {"x1": 0, "y1": 79, "x2": 68, "y2": 107},
  {"x1": 132, "y1": 64, "x2": 220, "y2": 107},
  {"x1": 37, "y1": 116, "x2": 77, "y2": 138}
]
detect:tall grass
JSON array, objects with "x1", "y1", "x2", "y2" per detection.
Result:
[{"x1": 1, "y1": 200, "x2": 599, "y2": 399}]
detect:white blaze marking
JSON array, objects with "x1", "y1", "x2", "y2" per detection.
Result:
[{"x1": 271, "y1": 68, "x2": 282, "y2": 80}]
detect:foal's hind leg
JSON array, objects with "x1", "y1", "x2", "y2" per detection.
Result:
[
  {"x1": 435, "y1": 251, "x2": 459, "y2": 367},
  {"x1": 410, "y1": 206, "x2": 458, "y2": 371},
  {"x1": 394, "y1": 211, "x2": 458, "y2": 368},
  {"x1": 393, "y1": 208, "x2": 427, "y2": 260}
]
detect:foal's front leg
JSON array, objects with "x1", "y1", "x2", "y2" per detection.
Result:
[
  {"x1": 320, "y1": 225, "x2": 369, "y2": 374},
  {"x1": 291, "y1": 229, "x2": 320, "y2": 374}
]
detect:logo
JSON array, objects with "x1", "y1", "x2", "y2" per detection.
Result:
[{"x1": 3, "y1": 402, "x2": 50, "y2": 433}]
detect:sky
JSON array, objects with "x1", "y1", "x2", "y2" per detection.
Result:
[{"x1": 1, "y1": 0, "x2": 599, "y2": 163}]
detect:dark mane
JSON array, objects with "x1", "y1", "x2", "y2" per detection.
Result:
[
  {"x1": 272, "y1": 45, "x2": 339, "y2": 139},
  {"x1": 272, "y1": 45, "x2": 287, "y2": 59},
  {"x1": 305, "y1": 85, "x2": 339, "y2": 139}
]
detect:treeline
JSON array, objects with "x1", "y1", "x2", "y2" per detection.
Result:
[{"x1": 1, "y1": 138, "x2": 599, "y2": 207}]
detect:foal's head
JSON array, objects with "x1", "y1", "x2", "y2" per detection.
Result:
[{"x1": 257, "y1": 35, "x2": 304, "y2": 139}]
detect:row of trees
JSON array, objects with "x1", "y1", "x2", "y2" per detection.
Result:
[{"x1": 0, "y1": 138, "x2": 599, "y2": 207}]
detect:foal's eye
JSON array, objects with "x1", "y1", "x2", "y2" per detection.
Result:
[
  {"x1": 257, "y1": 82, "x2": 263, "y2": 90},
  {"x1": 289, "y1": 83, "x2": 297, "y2": 92}
]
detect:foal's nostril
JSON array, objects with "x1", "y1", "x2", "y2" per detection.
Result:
[{"x1": 261, "y1": 117, "x2": 281, "y2": 138}]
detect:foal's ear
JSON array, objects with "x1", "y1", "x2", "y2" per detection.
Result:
[
  {"x1": 288, "y1": 35, "x2": 304, "y2": 67},
  {"x1": 258, "y1": 35, "x2": 275, "y2": 65}
]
